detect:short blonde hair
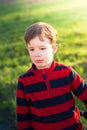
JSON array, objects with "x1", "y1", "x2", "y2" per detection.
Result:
[{"x1": 24, "y1": 22, "x2": 58, "y2": 45}]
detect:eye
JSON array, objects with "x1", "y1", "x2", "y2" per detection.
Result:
[
  {"x1": 29, "y1": 48, "x2": 34, "y2": 51},
  {"x1": 40, "y1": 47, "x2": 46, "y2": 50}
]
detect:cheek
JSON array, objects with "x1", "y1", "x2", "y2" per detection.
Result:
[
  {"x1": 29, "y1": 51, "x2": 34, "y2": 56},
  {"x1": 29, "y1": 52, "x2": 34, "y2": 59},
  {"x1": 47, "y1": 49, "x2": 54, "y2": 56},
  {"x1": 44, "y1": 50, "x2": 53, "y2": 59}
]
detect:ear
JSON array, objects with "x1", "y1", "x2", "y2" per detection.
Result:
[{"x1": 52, "y1": 44, "x2": 58, "y2": 54}]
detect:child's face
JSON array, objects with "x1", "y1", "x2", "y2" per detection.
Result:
[{"x1": 27, "y1": 36, "x2": 57, "y2": 69}]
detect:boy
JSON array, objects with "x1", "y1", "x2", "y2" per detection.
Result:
[{"x1": 16, "y1": 22, "x2": 87, "y2": 130}]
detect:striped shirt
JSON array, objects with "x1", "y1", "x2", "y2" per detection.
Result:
[{"x1": 16, "y1": 61, "x2": 87, "y2": 130}]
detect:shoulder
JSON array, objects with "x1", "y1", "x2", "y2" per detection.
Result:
[
  {"x1": 54, "y1": 62, "x2": 76, "y2": 78},
  {"x1": 18, "y1": 67, "x2": 35, "y2": 81},
  {"x1": 54, "y1": 61, "x2": 72, "y2": 71}
]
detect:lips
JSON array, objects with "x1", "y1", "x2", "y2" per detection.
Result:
[{"x1": 35, "y1": 60, "x2": 43, "y2": 63}]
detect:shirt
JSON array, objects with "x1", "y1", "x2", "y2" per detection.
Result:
[{"x1": 16, "y1": 61, "x2": 87, "y2": 130}]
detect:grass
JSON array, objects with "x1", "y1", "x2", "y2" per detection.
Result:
[{"x1": 0, "y1": 0, "x2": 87, "y2": 128}]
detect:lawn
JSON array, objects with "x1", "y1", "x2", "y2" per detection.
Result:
[{"x1": 0, "y1": 0, "x2": 87, "y2": 129}]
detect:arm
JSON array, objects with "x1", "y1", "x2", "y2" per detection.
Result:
[
  {"x1": 16, "y1": 80, "x2": 33, "y2": 130},
  {"x1": 69, "y1": 67, "x2": 87, "y2": 107}
]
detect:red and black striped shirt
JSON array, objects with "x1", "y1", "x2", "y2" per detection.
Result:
[{"x1": 16, "y1": 61, "x2": 87, "y2": 130}]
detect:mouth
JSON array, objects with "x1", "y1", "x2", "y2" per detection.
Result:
[{"x1": 35, "y1": 60, "x2": 43, "y2": 63}]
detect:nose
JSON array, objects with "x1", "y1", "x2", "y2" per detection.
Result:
[{"x1": 35, "y1": 50, "x2": 41, "y2": 57}]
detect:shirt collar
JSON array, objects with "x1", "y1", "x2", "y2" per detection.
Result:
[{"x1": 32, "y1": 60, "x2": 58, "y2": 75}]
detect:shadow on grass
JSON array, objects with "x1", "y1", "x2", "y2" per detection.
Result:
[{"x1": 0, "y1": 83, "x2": 17, "y2": 130}]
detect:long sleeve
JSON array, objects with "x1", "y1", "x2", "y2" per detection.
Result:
[
  {"x1": 16, "y1": 80, "x2": 33, "y2": 130},
  {"x1": 69, "y1": 68, "x2": 87, "y2": 107}
]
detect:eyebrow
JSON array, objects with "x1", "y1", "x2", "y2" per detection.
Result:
[{"x1": 28, "y1": 45, "x2": 46, "y2": 48}]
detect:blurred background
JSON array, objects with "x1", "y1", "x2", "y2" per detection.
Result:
[{"x1": 0, "y1": 0, "x2": 87, "y2": 129}]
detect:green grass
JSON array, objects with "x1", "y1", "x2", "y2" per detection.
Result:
[{"x1": 0, "y1": 0, "x2": 87, "y2": 128}]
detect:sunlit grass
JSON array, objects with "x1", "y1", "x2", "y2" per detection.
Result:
[
  {"x1": 0, "y1": 0, "x2": 87, "y2": 85},
  {"x1": 0, "y1": 0, "x2": 87, "y2": 81}
]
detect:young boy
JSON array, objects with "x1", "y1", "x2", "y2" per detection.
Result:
[{"x1": 16, "y1": 22, "x2": 87, "y2": 130}]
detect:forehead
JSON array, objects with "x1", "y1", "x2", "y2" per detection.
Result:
[{"x1": 28, "y1": 36, "x2": 51, "y2": 47}]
